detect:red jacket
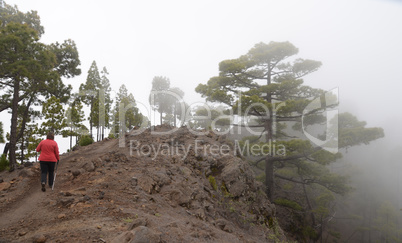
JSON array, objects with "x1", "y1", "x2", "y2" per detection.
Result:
[{"x1": 36, "y1": 139, "x2": 60, "y2": 162}]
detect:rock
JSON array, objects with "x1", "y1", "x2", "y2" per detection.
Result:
[
  {"x1": 18, "y1": 231, "x2": 27, "y2": 236},
  {"x1": 72, "y1": 170, "x2": 81, "y2": 177},
  {"x1": 98, "y1": 191, "x2": 105, "y2": 199},
  {"x1": 24, "y1": 162, "x2": 34, "y2": 167},
  {"x1": 82, "y1": 161, "x2": 95, "y2": 172},
  {"x1": 33, "y1": 234, "x2": 47, "y2": 243},
  {"x1": 128, "y1": 218, "x2": 147, "y2": 230},
  {"x1": 111, "y1": 226, "x2": 161, "y2": 243},
  {"x1": 220, "y1": 157, "x2": 250, "y2": 198},
  {"x1": 0, "y1": 177, "x2": 3, "y2": 183},
  {"x1": 215, "y1": 219, "x2": 227, "y2": 230},
  {"x1": 223, "y1": 225, "x2": 234, "y2": 233},
  {"x1": 103, "y1": 155, "x2": 111, "y2": 162},
  {"x1": 0, "y1": 182, "x2": 11, "y2": 191},
  {"x1": 81, "y1": 195, "x2": 91, "y2": 202},
  {"x1": 138, "y1": 175, "x2": 156, "y2": 194},
  {"x1": 18, "y1": 168, "x2": 34, "y2": 177},
  {"x1": 57, "y1": 197, "x2": 75, "y2": 208},
  {"x1": 57, "y1": 213, "x2": 66, "y2": 219},
  {"x1": 131, "y1": 177, "x2": 138, "y2": 187},
  {"x1": 131, "y1": 226, "x2": 161, "y2": 243}
]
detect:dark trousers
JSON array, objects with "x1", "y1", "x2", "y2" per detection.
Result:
[{"x1": 40, "y1": 161, "x2": 56, "y2": 186}]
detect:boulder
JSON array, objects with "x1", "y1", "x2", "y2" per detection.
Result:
[{"x1": 0, "y1": 182, "x2": 11, "y2": 191}]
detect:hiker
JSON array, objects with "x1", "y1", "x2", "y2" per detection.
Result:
[{"x1": 36, "y1": 132, "x2": 60, "y2": 192}]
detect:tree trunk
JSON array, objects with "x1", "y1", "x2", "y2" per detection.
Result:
[
  {"x1": 16, "y1": 96, "x2": 34, "y2": 142},
  {"x1": 302, "y1": 178, "x2": 317, "y2": 226},
  {"x1": 89, "y1": 122, "x2": 93, "y2": 139},
  {"x1": 265, "y1": 156, "x2": 274, "y2": 200},
  {"x1": 9, "y1": 79, "x2": 20, "y2": 171},
  {"x1": 264, "y1": 118, "x2": 274, "y2": 200},
  {"x1": 20, "y1": 136, "x2": 24, "y2": 164},
  {"x1": 264, "y1": 68, "x2": 274, "y2": 200},
  {"x1": 70, "y1": 127, "x2": 73, "y2": 150}
]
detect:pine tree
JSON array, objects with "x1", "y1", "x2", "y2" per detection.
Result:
[
  {"x1": 64, "y1": 96, "x2": 86, "y2": 149},
  {"x1": 149, "y1": 76, "x2": 170, "y2": 125},
  {"x1": 40, "y1": 96, "x2": 66, "y2": 135},
  {"x1": 79, "y1": 60, "x2": 101, "y2": 139},
  {"x1": 99, "y1": 67, "x2": 112, "y2": 140},
  {"x1": 111, "y1": 85, "x2": 143, "y2": 137}
]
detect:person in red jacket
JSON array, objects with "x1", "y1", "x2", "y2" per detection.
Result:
[{"x1": 36, "y1": 132, "x2": 60, "y2": 192}]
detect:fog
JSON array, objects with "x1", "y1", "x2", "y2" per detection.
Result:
[
  {"x1": 2, "y1": 0, "x2": 400, "y2": 151},
  {"x1": 1, "y1": 0, "x2": 402, "y2": 241}
]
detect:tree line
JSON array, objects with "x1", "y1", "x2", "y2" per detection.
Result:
[
  {"x1": 0, "y1": 1, "x2": 215, "y2": 170},
  {"x1": 0, "y1": 1, "x2": 145, "y2": 170}
]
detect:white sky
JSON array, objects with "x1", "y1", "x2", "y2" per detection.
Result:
[{"x1": 2, "y1": 0, "x2": 402, "y2": 153}]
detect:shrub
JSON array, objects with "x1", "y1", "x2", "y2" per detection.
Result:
[
  {"x1": 208, "y1": 175, "x2": 217, "y2": 190},
  {"x1": 79, "y1": 135, "x2": 93, "y2": 146},
  {"x1": 0, "y1": 154, "x2": 9, "y2": 172}
]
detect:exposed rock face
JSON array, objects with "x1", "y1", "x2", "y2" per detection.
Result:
[{"x1": 0, "y1": 125, "x2": 286, "y2": 242}]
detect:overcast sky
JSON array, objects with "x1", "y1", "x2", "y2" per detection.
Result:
[{"x1": 2, "y1": 0, "x2": 402, "y2": 153}]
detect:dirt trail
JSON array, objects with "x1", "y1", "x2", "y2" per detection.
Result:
[{"x1": 0, "y1": 182, "x2": 42, "y2": 228}]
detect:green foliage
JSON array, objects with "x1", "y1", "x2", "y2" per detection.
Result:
[
  {"x1": 0, "y1": 1, "x2": 44, "y2": 36},
  {"x1": 111, "y1": 84, "x2": 144, "y2": 136},
  {"x1": 108, "y1": 132, "x2": 116, "y2": 139},
  {"x1": 79, "y1": 135, "x2": 93, "y2": 147},
  {"x1": 313, "y1": 191, "x2": 335, "y2": 217},
  {"x1": 337, "y1": 113, "x2": 384, "y2": 149},
  {"x1": 49, "y1": 39, "x2": 81, "y2": 78},
  {"x1": 19, "y1": 123, "x2": 41, "y2": 163},
  {"x1": 40, "y1": 96, "x2": 66, "y2": 135},
  {"x1": 98, "y1": 67, "x2": 113, "y2": 138},
  {"x1": 122, "y1": 217, "x2": 133, "y2": 223},
  {"x1": 0, "y1": 3, "x2": 80, "y2": 169},
  {"x1": 220, "y1": 181, "x2": 232, "y2": 197},
  {"x1": 79, "y1": 60, "x2": 101, "y2": 137},
  {"x1": 0, "y1": 154, "x2": 9, "y2": 171},
  {"x1": 148, "y1": 76, "x2": 185, "y2": 126},
  {"x1": 256, "y1": 173, "x2": 266, "y2": 184},
  {"x1": 64, "y1": 96, "x2": 86, "y2": 149},
  {"x1": 302, "y1": 226, "x2": 318, "y2": 240},
  {"x1": 373, "y1": 201, "x2": 401, "y2": 242},
  {"x1": 149, "y1": 76, "x2": 171, "y2": 124},
  {"x1": 189, "y1": 105, "x2": 231, "y2": 130},
  {"x1": 208, "y1": 175, "x2": 217, "y2": 191},
  {"x1": 274, "y1": 198, "x2": 303, "y2": 211}
]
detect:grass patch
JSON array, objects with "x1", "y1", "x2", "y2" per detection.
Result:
[{"x1": 208, "y1": 175, "x2": 217, "y2": 190}]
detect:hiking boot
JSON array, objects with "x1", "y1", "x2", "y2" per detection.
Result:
[{"x1": 41, "y1": 182, "x2": 46, "y2": 192}]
